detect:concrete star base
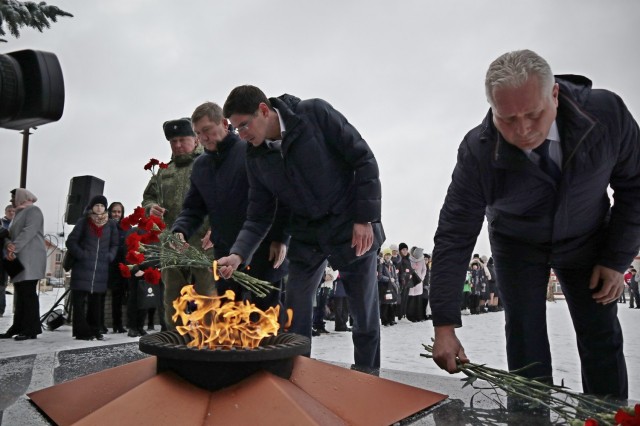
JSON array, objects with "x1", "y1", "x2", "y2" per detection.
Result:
[{"x1": 28, "y1": 356, "x2": 447, "y2": 425}]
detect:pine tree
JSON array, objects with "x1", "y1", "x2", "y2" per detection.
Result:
[{"x1": 0, "y1": 0, "x2": 72, "y2": 42}]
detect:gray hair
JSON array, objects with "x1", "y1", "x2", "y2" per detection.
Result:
[
  {"x1": 191, "y1": 102, "x2": 224, "y2": 125},
  {"x1": 485, "y1": 50, "x2": 555, "y2": 106}
]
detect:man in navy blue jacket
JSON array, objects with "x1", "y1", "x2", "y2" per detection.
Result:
[
  {"x1": 171, "y1": 102, "x2": 289, "y2": 314},
  {"x1": 430, "y1": 50, "x2": 640, "y2": 398},
  {"x1": 217, "y1": 86, "x2": 385, "y2": 369}
]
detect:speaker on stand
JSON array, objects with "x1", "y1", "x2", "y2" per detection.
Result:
[{"x1": 64, "y1": 175, "x2": 104, "y2": 225}]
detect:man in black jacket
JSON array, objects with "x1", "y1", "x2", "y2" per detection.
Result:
[
  {"x1": 217, "y1": 86, "x2": 385, "y2": 369},
  {"x1": 171, "y1": 102, "x2": 289, "y2": 315},
  {"x1": 430, "y1": 50, "x2": 640, "y2": 398}
]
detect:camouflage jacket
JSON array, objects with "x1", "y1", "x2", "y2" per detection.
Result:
[{"x1": 142, "y1": 145, "x2": 208, "y2": 248}]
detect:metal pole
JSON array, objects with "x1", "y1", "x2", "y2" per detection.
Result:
[{"x1": 20, "y1": 129, "x2": 32, "y2": 188}]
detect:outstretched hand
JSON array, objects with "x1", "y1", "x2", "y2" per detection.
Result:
[
  {"x1": 216, "y1": 254, "x2": 243, "y2": 279},
  {"x1": 432, "y1": 325, "x2": 470, "y2": 373},
  {"x1": 589, "y1": 265, "x2": 624, "y2": 304}
]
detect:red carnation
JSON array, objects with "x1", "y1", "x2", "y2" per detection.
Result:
[
  {"x1": 144, "y1": 158, "x2": 160, "y2": 170},
  {"x1": 143, "y1": 215, "x2": 166, "y2": 232},
  {"x1": 118, "y1": 263, "x2": 132, "y2": 278},
  {"x1": 125, "y1": 250, "x2": 145, "y2": 265},
  {"x1": 159, "y1": 162, "x2": 169, "y2": 169},
  {"x1": 120, "y1": 216, "x2": 132, "y2": 231},
  {"x1": 138, "y1": 215, "x2": 150, "y2": 231},
  {"x1": 125, "y1": 233, "x2": 142, "y2": 251},
  {"x1": 131, "y1": 206, "x2": 146, "y2": 222},
  {"x1": 143, "y1": 267, "x2": 162, "y2": 285},
  {"x1": 615, "y1": 404, "x2": 640, "y2": 426},
  {"x1": 583, "y1": 419, "x2": 598, "y2": 426},
  {"x1": 140, "y1": 231, "x2": 160, "y2": 244}
]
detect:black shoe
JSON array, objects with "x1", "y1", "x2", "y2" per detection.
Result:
[
  {"x1": 311, "y1": 329, "x2": 321, "y2": 337},
  {"x1": 147, "y1": 326, "x2": 155, "y2": 331},
  {"x1": 100, "y1": 327, "x2": 108, "y2": 334},
  {"x1": 76, "y1": 336, "x2": 95, "y2": 341},
  {"x1": 390, "y1": 321, "x2": 397, "y2": 325},
  {"x1": 14, "y1": 334, "x2": 36, "y2": 341},
  {"x1": 0, "y1": 332, "x2": 15, "y2": 339},
  {"x1": 127, "y1": 329, "x2": 140, "y2": 337},
  {"x1": 314, "y1": 327, "x2": 329, "y2": 334},
  {"x1": 138, "y1": 328, "x2": 148, "y2": 336},
  {"x1": 95, "y1": 334, "x2": 105, "y2": 341},
  {"x1": 113, "y1": 327, "x2": 127, "y2": 333}
]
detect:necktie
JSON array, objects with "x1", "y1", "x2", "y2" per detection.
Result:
[{"x1": 533, "y1": 139, "x2": 561, "y2": 182}]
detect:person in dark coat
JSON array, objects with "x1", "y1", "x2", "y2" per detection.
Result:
[
  {"x1": 218, "y1": 85, "x2": 385, "y2": 369},
  {"x1": 377, "y1": 249, "x2": 398, "y2": 326},
  {"x1": 106, "y1": 202, "x2": 127, "y2": 333},
  {"x1": 395, "y1": 242, "x2": 413, "y2": 320},
  {"x1": 171, "y1": 102, "x2": 290, "y2": 323},
  {"x1": 0, "y1": 204, "x2": 14, "y2": 318},
  {"x1": 66, "y1": 195, "x2": 119, "y2": 340},
  {"x1": 430, "y1": 50, "x2": 640, "y2": 399}
]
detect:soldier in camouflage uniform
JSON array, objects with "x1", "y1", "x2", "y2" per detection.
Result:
[{"x1": 142, "y1": 118, "x2": 213, "y2": 330}]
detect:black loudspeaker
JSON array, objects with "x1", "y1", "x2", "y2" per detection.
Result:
[{"x1": 65, "y1": 175, "x2": 104, "y2": 225}]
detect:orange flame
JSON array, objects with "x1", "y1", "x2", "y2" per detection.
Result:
[{"x1": 172, "y1": 285, "x2": 292, "y2": 349}]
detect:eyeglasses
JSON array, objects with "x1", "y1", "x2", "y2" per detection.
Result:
[{"x1": 236, "y1": 111, "x2": 259, "y2": 133}]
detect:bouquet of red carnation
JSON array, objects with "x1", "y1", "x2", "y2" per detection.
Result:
[{"x1": 118, "y1": 206, "x2": 164, "y2": 285}]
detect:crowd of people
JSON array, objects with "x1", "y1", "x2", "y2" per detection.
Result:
[{"x1": 310, "y1": 245, "x2": 505, "y2": 337}]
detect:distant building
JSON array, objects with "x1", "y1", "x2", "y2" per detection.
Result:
[{"x1": 44, "y1": 239, "x2": 65, "y2": 282}]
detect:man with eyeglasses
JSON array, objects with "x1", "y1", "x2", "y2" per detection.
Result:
[
  {"x1": 142, "y1": 118, "x2": 212, "y2": 331},
  {"x1": 216, "y1": 85, "x2": 385, "y2": 370}
]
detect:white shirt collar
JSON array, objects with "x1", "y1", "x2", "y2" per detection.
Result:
[{"x1": 265, "y1": 108, "x2": 286, "y2": 144}]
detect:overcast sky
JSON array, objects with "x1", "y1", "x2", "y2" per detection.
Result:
[{"x1": 1, "y1": 0, "x2": 638, "y2": 255}]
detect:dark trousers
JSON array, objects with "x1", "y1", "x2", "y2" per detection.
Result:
[
  {"x1": 0, "y1": 271, "x2": 7, "y2": 315},
  {"x1": 396, "y1": 283, "x2": 410, "y2": 319},
  {"x1": 5, "y1": 280, "x2": 41, "y2": 336},
  {"x1": 496, "y1": 258, "x2": 627, "y2": 398},
  {"x1": 629, "y1": 283, "x2": 640, "y2": 308},
  {"x1": 0, "y1": 285, "x2": 6, "y2": 316},
  {"x1": 380, "y1": 304, "x2": 395, "y2": 325},
  {"x1": 71, "y1": 289, "x2": 103, "y2": 338},
  {"x1": 286, "y1": 251, "x2": 381, "y2": 368},
  {"x1": 111, "y1": 285, "x2": 126, "y2": 329},
  {"x1": 126, "y1": 279, "x2": 147, "y2": 331},
  {"x1": 312, "y1": 287, "x2": 330, "y2": 329},
  {"x1": 334, "y1": 296, "x2": 350, "y2": 330}
]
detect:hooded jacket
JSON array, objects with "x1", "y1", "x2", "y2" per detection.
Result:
[
  {"x1": 230, "y1": 94, "x2": 385, "y2": 269},
  {"x1": 431, "y1": 75, "x2": 640, "y2": 327}
]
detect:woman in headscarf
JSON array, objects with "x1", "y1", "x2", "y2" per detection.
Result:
[
  {"x1": 66, "y1": 195, "x2": 119, "y2": 340},
  {"x1": 406, "y1": 246, "x2": 426, "y2": 322},
  {"x1": 0, "y1": 189, "x2": 46, "y2": 340}
]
